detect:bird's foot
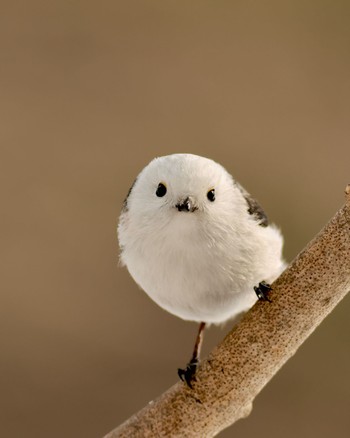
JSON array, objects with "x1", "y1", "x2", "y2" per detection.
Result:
[
  {"x1": 254, "y1": 281, "x2": 272, "y2": 302},
  {"x1": 178, "y1": 358, "x2": 198, "y2": 389}
]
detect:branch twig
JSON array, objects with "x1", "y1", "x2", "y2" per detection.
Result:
[{"x1": 105, "y1": 185, "x2": 350, "y2": 438}]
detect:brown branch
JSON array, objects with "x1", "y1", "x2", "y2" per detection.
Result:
[{"x1": 105, "y1": 185, "x2": 350, "y2": 438}]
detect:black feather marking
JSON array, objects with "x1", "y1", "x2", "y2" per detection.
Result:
[
  {"x1": 236, "y1": 183, "x2": 269, "y2": 227},
  {"x1": 122, "y1": 178, "x2": 137, "y2": 211}
]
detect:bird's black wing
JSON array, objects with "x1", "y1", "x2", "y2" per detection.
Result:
[
  {"x1": 235, "y1": 183, "x2": 269, "y2": 227},
  {"x1": 122, "y1": 178, "x2": 137, "y2": 211}
]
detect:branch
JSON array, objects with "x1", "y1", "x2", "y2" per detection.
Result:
[{"x1": 105, "y1": 185, "x2": 350, "y2": 438}]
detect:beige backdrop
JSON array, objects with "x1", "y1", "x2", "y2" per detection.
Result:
[{"x1": 1, "y1": 1, "x2": 350, "y2": 437}]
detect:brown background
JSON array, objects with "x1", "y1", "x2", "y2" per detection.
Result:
[{"x1": 1, "y1": 1, "x2": 350, "y2": 437}]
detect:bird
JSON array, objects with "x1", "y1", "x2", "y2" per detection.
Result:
[{"x1": 117, "y1": 153, "x2": 285, "y2": 387}]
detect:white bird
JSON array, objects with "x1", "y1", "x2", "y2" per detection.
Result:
[{"x1": 118, "y1": 153, "x2": 285, "y2": 386}]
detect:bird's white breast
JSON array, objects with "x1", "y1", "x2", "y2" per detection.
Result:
[{"x1": 119, "y1": 209, "x2": 284, "y2": 324}]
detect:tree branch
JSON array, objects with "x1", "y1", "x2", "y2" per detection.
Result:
[{"x1": 105, "y1": 185, "x2": 350, "y2": 438}]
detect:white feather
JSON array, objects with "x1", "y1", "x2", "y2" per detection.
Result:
[{"x1": 118, "y1": 154, "x2": 285, "y2": 324}]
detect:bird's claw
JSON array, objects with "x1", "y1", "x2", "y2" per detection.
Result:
[
  {"x1": 178, "y1": 359, "x2": 198, "y2": 389},
  {"x1": 254, "y1": 281, "x2": 272, "y2": 302}
]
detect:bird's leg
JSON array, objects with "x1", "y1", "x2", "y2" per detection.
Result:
[
  {"x1": 178, "y1": 322, "x2": 206, "y2": 389},
  {"x1": 254, "y1": 280, "x2": 272, "y2": 302}
]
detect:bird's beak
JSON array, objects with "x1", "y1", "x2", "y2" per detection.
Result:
[{"x1": 175, "y1": 196, "x2": 198, "y2": 212}]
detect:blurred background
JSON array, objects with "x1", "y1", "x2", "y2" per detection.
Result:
[{"x1": 1, "y1": 1, "x2": 349, "y2": 437}]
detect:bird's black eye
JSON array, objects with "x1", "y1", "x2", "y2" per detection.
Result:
[
  {"x1": 207, "y1": 189, "x2": 215, "y2": 202},
  {"x1": 156, "y1": 183, "x2": 167, "y2": 197}
]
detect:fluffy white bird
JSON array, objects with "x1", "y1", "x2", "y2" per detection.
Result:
[{"x1": 118, "y1": 153, "x2": 285, "y2": 386}]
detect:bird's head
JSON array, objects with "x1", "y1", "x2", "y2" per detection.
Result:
[{"x1": 122, "y1": 154, "x2": 241, "y2": 237}]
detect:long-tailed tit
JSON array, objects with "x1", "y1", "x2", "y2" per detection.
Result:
[{"x1": 118, "y1": 154, "x2": 285, "y2": 387}]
